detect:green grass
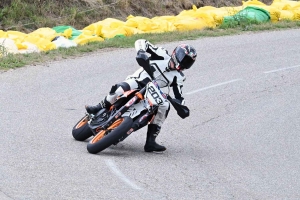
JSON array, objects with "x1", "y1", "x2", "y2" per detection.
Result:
[
  {"x1": 0, "y1": 44, "x2": 7, "y2": 57},
  {"x1": 1, "y1": 20, "x2": 300, "y2": 71}
]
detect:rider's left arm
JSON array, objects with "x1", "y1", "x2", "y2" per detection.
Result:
[{"x1": 171, "y1": 76, "x2": 185, "y2": 105}]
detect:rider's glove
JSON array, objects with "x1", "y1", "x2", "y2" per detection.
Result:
[
  {"x1": 136, "y1": 50, "x2": 150, "y2": 68},
  {"x1": 173, "y1": 98, "x2": 185, "y2": 105}
]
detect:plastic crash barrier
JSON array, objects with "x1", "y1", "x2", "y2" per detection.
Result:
[
  {"x1": 0, "y1": 0, "x2": 300, "y2": 55},
  {"x1": 222, "y1": 6, "x2": 271, "y2": 25}
]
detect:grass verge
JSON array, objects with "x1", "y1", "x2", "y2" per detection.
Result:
[{"x1": 1, "y1": 20, "x2": 300, "y2": 71}]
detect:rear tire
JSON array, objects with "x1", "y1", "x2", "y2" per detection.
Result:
[
  {"x1": 72, "y1": 115, "x2": 93, "y2": 141},
  {"x1": 87, "y1": 117, "x2": 133, "y2": 154}
]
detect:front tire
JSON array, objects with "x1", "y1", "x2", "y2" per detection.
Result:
[
  {"x1": 87, "y1": 117, "x2": 133, "y2": 154},
  {"x1": 72, "y1": 115, "x2": 93, "y2": 141}
]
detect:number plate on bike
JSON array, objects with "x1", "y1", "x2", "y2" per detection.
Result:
[{"x1": 145, "y1": 82, "x2": 165, "y2": 106}]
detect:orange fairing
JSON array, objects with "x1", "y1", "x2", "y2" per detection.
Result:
[
  {"x1": 116, "y1": 90, "x2": 138, "y2": 101},
  {"x1": 123, "y1": 90, "x2": 137, "y2": 97},
  {"x1": 135, "y1": 92, "x2": 144, "y2": 100},
  {"x1": 90, "y1": 118, "x2": 124, "y2": 144}
]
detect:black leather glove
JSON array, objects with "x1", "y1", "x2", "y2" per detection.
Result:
[{"x1": 136, "y1": 51, "x2": 149, "y2": 68}]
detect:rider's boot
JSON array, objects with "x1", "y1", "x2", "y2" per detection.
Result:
[
  {"x1": 85, "y1": 97, "x2": 111, "y2": 114},
  {"x1": 85, "y1": 84, "x2": 119, "y2": 114},
  {"x1": 144, "y1": 124, "x2": 166, "y2": 152}
]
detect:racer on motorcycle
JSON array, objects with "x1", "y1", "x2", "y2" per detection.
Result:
[{"x1": 85, "y1": 39, "x2": 197, "y2": 152}]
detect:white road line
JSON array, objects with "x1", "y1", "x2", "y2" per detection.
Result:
[
  {"x1": 105, "y1": 159, "x2": 143, "y2": 190},
  {"x1": 185, "y1": 79, "x2": 243, "y2": 95},
  {"x1": 264, "y1": 65, "x2": 300, "y2": 74}
]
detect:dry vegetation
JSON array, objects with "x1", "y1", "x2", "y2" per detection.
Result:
[{"x1": 0, "y1": 0, "x2": 274, "y2": 32}]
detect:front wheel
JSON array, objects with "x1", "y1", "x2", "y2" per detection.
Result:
[
  {"x1": 72, "y1": 115, "x2": 93, "y2": 141},
  {"x1": 87, "y1": 117, "x2": 133, "y2": 154}
]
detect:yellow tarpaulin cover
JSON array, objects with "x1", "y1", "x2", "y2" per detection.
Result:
[
  {"x1": 83, "y1": 18, "x2": 140, "y2": 38},
  {"x1": 0, "y1": 28, "x2": 58, "y2": 51},
  {"x1": 178, "y1": 6, "x2": 217, "y2": 28},
  {"x1": 126, "y1": 16, "x2": 158, "y2": 32},
  {"x1": 29, "y1": 28, "x2": 59, "y2": 41},
  {"x1": 280, "y1": 10, "x2": 295, "y2": 19},
  {"x1": 73, "y1": 33, "x2": 104, "y2": 45},
  {"x1": 174, "y1": 16, "x2": 211, "y2": 31},
  {"x1": 0, "y1": 30, "x2": 8, "y2": 38},
  {"x1": 151, "y1": 17, "x2": 177, "y2": 32},
  {"x1": 23, "y1": 35, "x2": 56, "y2": 51},
  {"x1": 242, "y1": 0, "x2": 267, "y2": 6},
  {"x1": 196, "y1": 6, "x2": 243, "y2": 25},
  {"x1": 271, "y1": 0, "x2": 300, "y2": 9},
  {"x1": 6, "y1": 31, "x2": 27, "y2": 43}
]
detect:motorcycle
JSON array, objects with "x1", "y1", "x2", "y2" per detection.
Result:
[{"x1": 72, "y1": 54, "x2": 190, "y2": 154}]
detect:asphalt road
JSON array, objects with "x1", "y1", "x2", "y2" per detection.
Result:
[{"x1": 1, "y1": 29, "x2": 300, "y2": 200}]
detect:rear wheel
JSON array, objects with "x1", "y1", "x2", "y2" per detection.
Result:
[
  {"x1": 87, "y1": 117, "x2": 133, "y2": 154},
  {"x1": 72, "y1": 115, "x2": 93, "y2": 141}
]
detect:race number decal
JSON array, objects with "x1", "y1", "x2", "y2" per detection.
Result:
[
  {"x1": 148, "y1": 86, "x2": 163, "y2": 105},
  {"x1": 146, "y1": 82, "x2": 165, "y2": 106}
]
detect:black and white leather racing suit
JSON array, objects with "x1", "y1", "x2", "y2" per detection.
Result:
[{"x1": 106, "y1": 39, "x2": 186, "y2": 127}]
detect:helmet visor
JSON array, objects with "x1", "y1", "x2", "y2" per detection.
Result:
[
  {"x1": 175, "y1": 48, "x2": 186, "y2": 63},
  {"x1": 180, "y1": 55, "x2": 195, "y2": 69},
  {"x1": 175, "y1": 47, "x2": 195, "y2": 70}
]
